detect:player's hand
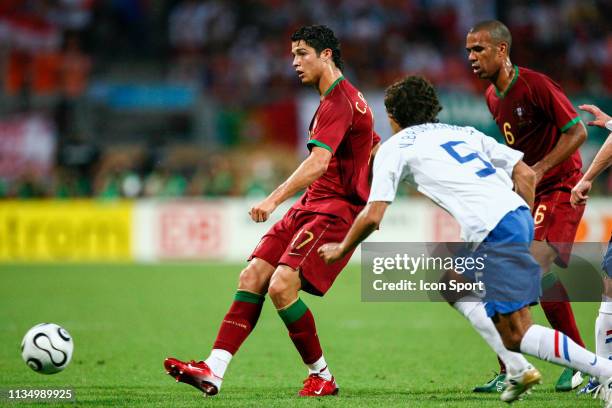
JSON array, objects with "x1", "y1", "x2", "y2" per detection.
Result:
[
  {"x1": 570, "y1": 179, "x2": 592, "y2": 207},
  {"x1": 579, "y1": 104, "x2": 612, "y2": 128},
  {"x1": 318, "y1": 243, "x2": 345, "y2": 264},
  {"x1": 249, "y1": 199, "x2": 277, "y2": 223}
]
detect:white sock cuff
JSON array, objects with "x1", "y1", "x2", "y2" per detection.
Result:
[
  {"x1": 308, "y1": 356, "x2": 327, "y2": 371},
  {"x1": 211, "y1": 348, "x2": 233, "y2": 363}
]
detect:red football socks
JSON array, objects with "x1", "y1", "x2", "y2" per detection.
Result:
[
  {"x1": 213, "y1": 290, "x2": 265, "y2": 354},
  {"x1": 541, "y1": 276, "x2": 585, "y2": 347},
  {"x1": 541, "y1": 299, "x2": 585, "y2": 347},
  {"x1": 278, "y1": 298, "x2": 322, "y2": 364}
]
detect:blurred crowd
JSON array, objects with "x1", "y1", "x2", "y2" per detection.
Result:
[
  {"x1": 165, "y1": 0, "x2": 612, "y2": 97},
  {"x1": 0, "y1": 0, "x2": 611, "y2": 199},
  {"x1": 166, "y1": 0, "x2": 611, "y2": 96}
]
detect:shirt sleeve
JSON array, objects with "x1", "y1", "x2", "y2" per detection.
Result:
[
  {"x1": 307, "y1": 99, "x2": 352, "y2": 154},
  {"x1": 479, "y1": 131, "x2": 524, "y2": 177},
  {"x1": 367, "y1": 142, "x2": 404, "y2": 203},
  {"x1": 531, "y1": 74, "x2": 581, "y2": 133}
]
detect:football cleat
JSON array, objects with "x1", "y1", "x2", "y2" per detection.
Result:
[
  {"x1": 298, "y1": 374, "x2": 339, "y2": 397},
  {"x1": 500, "y1": 366, "x2": 542, "y2": 403},
  {"x1": 555, "y1": 368, "x2": 583, "y2": 391},
  {"x1": 577, "y1": 377, "x2": 600, "y2": 396},
  {"x1": 593, "y1": 377, "x2": 612, "y2": 407},
  {"x1": 473, "y1": 372, "x2": 506, "y2": 393},
  {"x1": 163, "y1": 357, "x2": 222, "y2": 396}
]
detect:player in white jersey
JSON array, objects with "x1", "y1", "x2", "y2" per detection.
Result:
[
  {"x1": 373, "y1": 122, "x2": 526, "y2": 243},
  {"x1": 318, "y1": 76, "x2": 612, "y2": 404}
]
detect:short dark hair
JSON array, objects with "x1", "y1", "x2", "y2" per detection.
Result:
[
  {"x1": 291, "y1": 25, "x2": 344, "y2": 71},
  {"x1": 469, "y1": 20, "x2": 512, "y2": 53},
  {"x1": 384, "y1": 76, "x2": 442, "y2": 128}
]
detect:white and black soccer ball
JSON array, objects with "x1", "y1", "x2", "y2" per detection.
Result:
[{"x1": 21, "y1": 323, "x2": 73, "y2": 374}]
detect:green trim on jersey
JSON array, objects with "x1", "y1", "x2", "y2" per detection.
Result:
[
  {"x1": 323, "y1": 76, "x2": 344, "y2": 96},
  {"x1": 308, "y1": 139, "x2": 333, "y2": 153},
  {"x1": 495, "y1": 65, "x2": 519, "y2": 99},
  {"x1": 278, "y1": 298, "x2": 308, "y2": 325},
  {"x1": 234, "y1": 290, "x2": 265, "y2": 304},
  {"x1": 560, "y1": 116, "x2": 581, "y2": 133}
]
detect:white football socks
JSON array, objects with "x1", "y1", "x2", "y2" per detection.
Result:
[
  {"x1": 453, "y1": 297, "x2": 531, "y2": 375},
  {"x1": 596, "y1": 299, "x2": 612, "y2": 360},
  {"x1": 205, "y1": 348, "x2": 232, "y2": 379},
  {"x1": 308, "y1": 356, "x2": 332, "y2": 381},
  {"x1": 520, "y1": 324, "x2": 612, "y2": 383}
]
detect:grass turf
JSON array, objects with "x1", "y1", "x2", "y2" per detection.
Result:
[{"x1": 0, "y1": 263, "x2": 603, "y2": 407}]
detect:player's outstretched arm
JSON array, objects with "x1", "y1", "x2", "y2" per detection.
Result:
[
  {"x1": 571, "y1": 105, "x2": 612, "y2": 207},
  {"x1": 511, "y1": 160, "x2": 536, "y2": 210},
  {"x1": 571, "y1": 134, "x2": 612, "y2": 207},
  {"x1": 531, "y1": 121, "x2": 587, "y2": 184},
  {"x1": 249, "y1": 146, "x2": 331, "y2": 222},
  {"x1": 318, "y1": 201, "x2": 389, "y2": 264}
]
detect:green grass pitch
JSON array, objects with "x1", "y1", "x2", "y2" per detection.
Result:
[{"x1": 0, "y1": 263, "x2": 603, "y2": 407}]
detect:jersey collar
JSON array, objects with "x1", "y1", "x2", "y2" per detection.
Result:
[
  {"x1": 494, "y1": 65, "x2": 519, "y2": 99},
  {"x1": 323, "y1": 76, "x2": 344, "y2": 96}
]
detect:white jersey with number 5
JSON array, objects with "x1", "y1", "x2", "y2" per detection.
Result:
[{"x1": 369, "y1": 123, "x2": 527, "y2": 243}]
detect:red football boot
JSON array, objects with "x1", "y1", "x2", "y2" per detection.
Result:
[
  {"x1": 164, "y1": 357, "x2": 222, "y2": 396},
  {"x1": 298, "y1": 374, "x2": 339, "y2": 397}
]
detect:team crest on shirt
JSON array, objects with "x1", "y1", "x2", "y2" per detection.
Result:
[
  {"x1": 512, "y1": 102, "x2": 533, "y2": 131},
  {"x1": 515, "y1": 106, "x2": 524, "y2": 118}
]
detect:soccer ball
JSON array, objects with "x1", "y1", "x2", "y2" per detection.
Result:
[{"x1": 21, "y1": 323, "x2": 73, "y2": 374}]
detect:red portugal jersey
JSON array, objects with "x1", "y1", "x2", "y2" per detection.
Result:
[
  {"x1": 485, "y1": 66, "x2": 583, "y2": 192},
  {"x1": 291, "y1": 76, "x2": 380, "y2": 223}
]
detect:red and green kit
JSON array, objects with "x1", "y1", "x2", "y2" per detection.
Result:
[
  {"x1": 251, "y1": 76, "x2": 380, "y2": 295},
  {"x1": 485, "y1": 65, "x2": 584, "y2": 266}
]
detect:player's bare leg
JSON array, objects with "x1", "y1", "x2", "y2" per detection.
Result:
[
  {"x1": 531, "y1": 240, "x2": 585, "y2": 391},
  {"x1": 440, "y1": 270, "x2": 531, "y2": 388},
  {"x1": 480, "y1": 241, "x2": 585, "y2": 392},
  {"x1": 164, "y1": 257, "x2": 274, "y2": 395},
  {"x1": 269, "y1": 265, "x2": 338, "y2": 396},
  {"x1": 493, "y1": 307, "x2": 612, "y2": 404}
]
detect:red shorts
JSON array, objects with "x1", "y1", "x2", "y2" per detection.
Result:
[
  {"x1": 249, "y1": 208, "x2": 354, "y2": 296},
  {"x1": 533, "y1": 189, "x2": 585, "y2": 267}
]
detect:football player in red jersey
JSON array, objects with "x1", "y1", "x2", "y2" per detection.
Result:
[
  {"x1": 466, "y1": 19, "x2": 588, "y2": 392},
  {"x1": 164, "y1": 25, "x2": 380, "y2": 397}
]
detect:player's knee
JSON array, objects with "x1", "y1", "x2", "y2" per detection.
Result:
[
  {"x1": 268, "y1": 268, "x2": 299, "y2": 306},
  {"x1": 267, "y1": 278, "x2": 282, "y2": 296},
  {"x1": 530, "y1": 241, "x2": 556, "y2": 271},
  {"x1": 238, "y1": 265, "x2": 269, "y2": 293},
  {"x1": 268, "y1": 276, "x2": 290, "y2": 301}
]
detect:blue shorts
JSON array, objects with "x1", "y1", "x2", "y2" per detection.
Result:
[
  {"x1": 604, "y1": 236, "x2": 612, "y2": 278},
  {"x1": 471, "y1": 207, "x2": 542, "y2": 317}
]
